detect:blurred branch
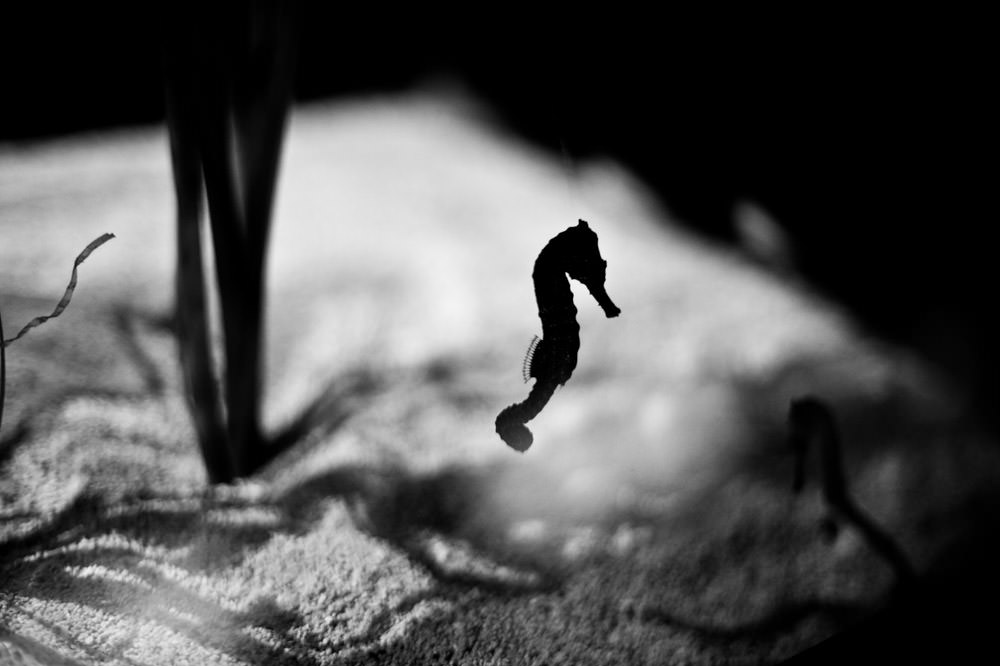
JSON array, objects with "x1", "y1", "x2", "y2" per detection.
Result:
[{"x1": 789, "y1": 396, "x2": 916, "y2": 588}]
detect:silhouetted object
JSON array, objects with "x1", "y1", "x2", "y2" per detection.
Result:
[
  {"x1": 162, "y1": 3, "x2": 297, "y2": 482},
  {"x1": 788, "y1": 396, "x2": 915, "y2": 587},
  {"x1": 496, "y1": 220, "x2": 620, "y2": 451}
]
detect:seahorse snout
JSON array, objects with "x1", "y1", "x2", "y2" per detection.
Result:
[{"x1": 590, "y1": 285, "x2": 621, "y2": 318}]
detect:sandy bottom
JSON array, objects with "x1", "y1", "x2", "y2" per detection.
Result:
[{"x1": 1, "y1": 92, "x2": 997, "y2": 665}]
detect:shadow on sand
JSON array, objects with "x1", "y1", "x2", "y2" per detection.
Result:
[{"x1": 6, "y1": 312, "x2": 998, "y2": 663}]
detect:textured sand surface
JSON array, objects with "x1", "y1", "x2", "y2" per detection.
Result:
[{"x1": 2, "y1": 93, "x2": 998, "y2": 664}]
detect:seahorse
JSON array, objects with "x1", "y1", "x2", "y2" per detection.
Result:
[
  {"x1": 495, "y1": 219, "x2": 621, "y2": 452},
  {"x1": 788, "y1": 396, "x2": 916, "y2": 587}
]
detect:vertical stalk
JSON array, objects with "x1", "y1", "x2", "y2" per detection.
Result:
[{"x1": 1, "y1": 309, "x2": 6, "y2": 436}]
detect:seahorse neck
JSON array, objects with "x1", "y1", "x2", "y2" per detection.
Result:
[{"x1": 532, "y1": 253, "x2": 578, "y2": 338}]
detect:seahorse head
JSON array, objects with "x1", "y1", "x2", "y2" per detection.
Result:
[{"x1": 563, "y1": 220, "x2": 621, "y2": 318}]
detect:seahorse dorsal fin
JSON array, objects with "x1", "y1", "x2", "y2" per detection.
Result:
[{"x1": 521, "y1": 335, "x2": 541, "y2": 383}]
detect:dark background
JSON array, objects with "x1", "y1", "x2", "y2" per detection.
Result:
[{"x1": 2, "y1": 6, "x2": 994, "y2": 427}]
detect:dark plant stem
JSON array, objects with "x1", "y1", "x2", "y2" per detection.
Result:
[
  {"x1": 789, "y1": 396, "x2": 917, "y2": 589},
  {"x1": 1, "y1": 308, "x2": 6, "y2": 436}
]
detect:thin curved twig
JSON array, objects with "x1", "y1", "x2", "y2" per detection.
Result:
[
  {"x1": 2, "y1": 233, "x2": 115, "y2": 347},
  {"x1": 0, "y1": 233, "x2": 114, "y2": 439}
]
